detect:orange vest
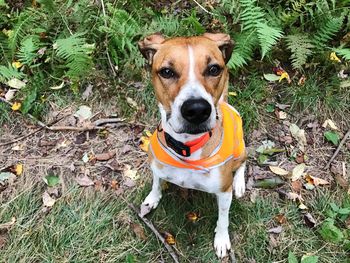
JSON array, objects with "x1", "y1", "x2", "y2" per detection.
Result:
[{"x1": 149, "y1": 102, "x2": 245, "y2": 171}]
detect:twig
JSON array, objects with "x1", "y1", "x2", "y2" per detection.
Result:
[
  {"x1": 128, "y1": 203, "x2": 180, "y2": 263},
  {"x1": 100, "y1": 0, "x2": 117, "y2": 77},
  {"x1": 324, "y1": 129, "x2": 350, "y2": 169},
  {"x1": 47, "y1": 125, "x2": 105, "y2": 131},
  {"x1": 94, "y1": 118, "x2": 124, "y2": 126},
  {"x1": 192, "y1": 0, "x2": 216, "y2": 16}
]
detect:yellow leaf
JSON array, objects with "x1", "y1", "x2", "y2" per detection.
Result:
[
  {"x1": 12, "y1": 61, "x2": 23, "y2": 69},
  {"x1": 163, "y1": 232, "x2": 176, "y2": 245},
  {"x1": 330, "y1": 52, "x2": 341, "y2": 63},
  {"x1": 186, "y1": 212, "x2": 199, "y2": 222},
  {"x1": 140, "y1": 131, "x2": 152, "y2": 152},
  {"x1": 228, "y1": 91, "x2": 237, "y2": 96},
  {"x1": 269, "y1": 166, "x2": 289, "y2": 176},
  {"x1": 11, "y1": 101, "x2": 21, "y2": 111},
  {"x1": 14, "y1": 163, "x2": 23, "y2": 176},
  {"x1": 279, "y1": 72, "x2": 291, "y2": 83}
]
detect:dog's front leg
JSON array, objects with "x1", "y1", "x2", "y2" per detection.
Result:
[
  {"x1": 214, "y1": 190, "x2": 232, "y2": 258},
  {"x1": 140, "y1": 165, "x2": 163, "y2": 217}
]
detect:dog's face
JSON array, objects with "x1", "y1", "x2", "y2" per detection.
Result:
[{"x1": 139, "y1": 33, "x2": 233, "y2": 135}]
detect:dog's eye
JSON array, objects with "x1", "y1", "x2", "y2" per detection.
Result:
[
  {"x1": 206, "y1": 65, "x2": 222, "y2": 77},
  {"x1": 159, "y1": 68, "x2": 176, "y2": 79}
]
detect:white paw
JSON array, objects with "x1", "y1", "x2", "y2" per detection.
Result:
[
  {"x1": 214, "y1": 229, "x2": 231, "y2": 258},
  {"x1": 140, "y1": 192, "x2": 161, "y2": 217}
]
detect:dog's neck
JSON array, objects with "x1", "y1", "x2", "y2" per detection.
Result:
[{"x1": 158, "y1": 104, "x2": 223, "y2": 161}]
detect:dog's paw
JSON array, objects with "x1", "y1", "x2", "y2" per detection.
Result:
[
  {"x1": 140, "y1": 192, "x2": 161, "y2": 217},
  {"x1": 214, "y1": 229, "x2": 231, "y2": 259}
]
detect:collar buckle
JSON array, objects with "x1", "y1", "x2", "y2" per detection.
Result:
[{"x1": 164, "y1": 132, "x2": 191, "y2": 157}]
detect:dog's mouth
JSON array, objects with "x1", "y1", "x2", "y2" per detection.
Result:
[{"x1": 170, "y1": 121, "x2": 212, "y2": 135}]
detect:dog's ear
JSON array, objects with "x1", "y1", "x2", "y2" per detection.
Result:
[
  {"x1": 203, "y1": 33, "x2": 234, "y2": 64},
  {"x1": 138, "y1": 33, "x2": 165, "y2": 66}
]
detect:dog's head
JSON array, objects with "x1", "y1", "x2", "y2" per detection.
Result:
[{"x1": 139, "y1": 33, "x2": 233, "y2": 136}]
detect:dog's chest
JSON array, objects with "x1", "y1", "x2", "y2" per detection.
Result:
[{"x1": 151, "y1": 161, "x2": 224, "y2": 193}]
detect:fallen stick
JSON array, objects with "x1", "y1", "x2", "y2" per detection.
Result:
[
  {"x1": 324, "y1": 129, "x2": 350, "y2": 169},
  {"x1": 128, "y1": 203, "x2": 180, "y2": 263}
]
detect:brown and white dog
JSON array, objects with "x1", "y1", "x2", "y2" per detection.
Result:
[{"x1": 138, "y1": 33, "x2": 247, "y2": 258}]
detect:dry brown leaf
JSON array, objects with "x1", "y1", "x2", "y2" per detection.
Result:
[
  {"x1": 269, "y1": 166, "x2": 289, "y2": 176},
  {"x1": 290, "y1": 124, "x2": 307, "y2": 152},
  {"x1": 291, "y1": 164, "x2": 306, "y2": 181},
  {"x1": 42, "y1": 191, "x2": 56, "y2": 207},
  {"x1": 286, "y1": 192, "x2": 304, "y2": 202},
  {"x1": 305, "y1": 175, "x2": 329, "y2": 186},
  {"x1": 186, "y1": 212, "x2": 199, "y2": 223},
  {"x1": 291, "y1": 180, "x2": 302, "y2": 192},
  {"x1": 110, "y1": 180, "x2": 119, "y2": 190},
  {"x1": 75, "y1": 175, "x2": 94, "y2": 187},
  {"x1": 322, "y1": 119, "x2": 339, "y2": 130},
  {"x1": 163, "y1": 231, "x2": 176, "y2": 245},
  {"x1": 0, "y1": 217, "x2": 16, "y2": 230},
  {"x1": 274, "y1": 214, "x2": 287, "y2": 224},
  {"x1": 94, "y1": 151, "x2": 116, "y2": 161},
  {"x1": 131, "y1": 223, "x2": 147, "y2": 241},
  {"x1": 123, "y1": 165, "x2": 139, "y2": 180}
]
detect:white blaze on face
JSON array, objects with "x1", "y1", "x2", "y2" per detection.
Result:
[{"x1": 159, "y1": 45, "x2": 216, "y2": 143}]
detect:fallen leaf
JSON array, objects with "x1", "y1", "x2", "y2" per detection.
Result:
[
  {"x1": 291, "y1": 164, "x2": 306, "y2": 181},
  {"x1": 42, "y1": 191, "x2": 56, "y2": 207},
  {"x1": 275, "y1": 103, "x2": 290, "y2": 110},
  {"x1": 82, "y1": 152, "x2": 90, "y2": 163},
  {"x1": 123, "y1": 165, "x2": 139, "y2": 181},
  {"x1": 75, "y1": 175, "x2": 94, "y2": 187},
  {"x1": 126, "y1": 97, "x2": 138, "y2": 109},
  {"x1": 267, "y1": 225, "x2": 283, "y2": 234},
  {"x1": 290, "y1": 124, "x2": 307, "y2": 152},
  {"x1": 303, "y1": 213, "x2": 316, "y2": 228},
  {"x1": 228, "y1": 91, "x2": 237, "y2": 96},
  {"x1": 330, "y1": 52, "x2": 341, "y2": 63},
  {"x1": 49, "y1": 81, "x2": 65, "y2": 90},
  {"x1": 298, "y1": 75, "x2": 306, "y2": 86},
  {"x1": 163, "y1": 231, "x2": 176, "y2": 245},
  {"x1": 305, "y1": 175, "x2": 329, "y2": 186},
  {"x1": 11, "y1": 101, "x2": 21, "y2": 111},
  {"x1": 131, "y1": 223, "x2": 147, "y2": 240},
  {"x1": 278, "y1": 111, "x2": 288, "y2": 120},
  {"x1": 324, "y1": 131, "x2": 339, "y2": 145},
  {"x1": 140, "y1": 134, "x2": 151, "y2": 152},
  {"x1": 322, "y1": 119, "x2": 338, "y2": 130},
  {"x1": 0, "y1": 217, "x2": 16, "y2": 230},
  {"x1": 0, "y1": 172, "x2": 16, "y2": 183},
  {"x1": 301, "y1": 255, "x2": 319, "y2": 263},
  {"x1": 269, "y1": 166, "x2": 289, "y2": 176},
  {"x1": 94, "y1": 151, "x2": 116, "y2": 161},
  {"x1": 43, "y1": 174, "x2": 60, "y2": 187},
  {"x1": 253, "y1": 177, "x2": 285, "y2": 189},
  {"x1": 291, "y1": 180, "x2": 302, "y2": 192},
  {"x1": 110, "y1": 180, "x2": 118, "y2": 190},
  {"x1": 186, "y1": 212, "x2": 199, "y2": 223},
  {"x1": 12, "y1": 61, "x2": 22, "y2": 69},
  {"x1": 74, "y1": 105, "x2": 92, "y2": 121},
  {"x1": 298, "y1": 203, "x2": 308, "y2": 210},
  {"x1": 256, "y1": 140, "x2": 275, "y2": 153},
  {"x1": 7, "y1": 78, "x2": 26, "y2": 89},
  {"x1": 123, "y1": 177, "x2": 136, "y2": 188},
  {"x1": 14, "y1": 163, "x2": 23, "y2": 175},
  {"x1": 286, "y1": 192, "x2": 304, "y2": 202},
  {"x1": 279, "y1": 72, "x2": 291, "y2": 83},
  {"x1": 4, "y1": 89, "x2": 16, "y2": 101},
  {"x1": 263, "y1": 73, "x2": 280, "y2": 82},
  {"x1": 274, "y1": 214, "x2": 287, "y2": 224}
]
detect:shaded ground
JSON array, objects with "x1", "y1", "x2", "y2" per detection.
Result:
[{"x1": 0, "y1": 97, "x2": 349, "y2": 262}]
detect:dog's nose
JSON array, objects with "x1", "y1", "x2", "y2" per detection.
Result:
[{"x1": 181, "y1": 99, "x2": 211, "y2": 124}]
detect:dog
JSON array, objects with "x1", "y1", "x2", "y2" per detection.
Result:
[{"x1": 138, "y1": 33, "x2": 247, "y2": 258}]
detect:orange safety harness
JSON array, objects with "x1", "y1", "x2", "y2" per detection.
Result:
[{"x1": 148, "y1": 102, "x2": 245, "y2": 172}]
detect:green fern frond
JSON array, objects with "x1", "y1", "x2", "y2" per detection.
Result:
[
  {"x1": 313, "y1": 16, "x2": 344, "y2": 49},
  {"x1": 227, "y1": 32, "x2": 258, "y2": 70},
  {"x1": 286, "y1": 34, "x2": 314, "y2": 70},
  {"x1": 54, "y1": 33, "x2": 95, "y2": 80},
  {"x1": 0, "y1": 64, "x2": 25, "y2": 82},
  {"x1": 256, "y1": 22, "x2": 283, "y2": 59},
  {"x1": 17, "y1": 36, "x2": 40, "y2": 65},
  {"x1": 239, "y1": 0, "x2": 265, "y2": 31},
  {"x1": 334, "y1": 48, "x2": 350, "y2": 61}
]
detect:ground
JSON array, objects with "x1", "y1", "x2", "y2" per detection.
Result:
[{"x1": 1, "y1": 75, "x2": 350, "y2": 263}]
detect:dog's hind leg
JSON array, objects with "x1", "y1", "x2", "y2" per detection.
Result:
[
  {"x1": 214, "y1": 190, "x2": 232, "y2": 258},
  {"x1": 140, "y1": 163, "x2": 163, "y2": 217}
]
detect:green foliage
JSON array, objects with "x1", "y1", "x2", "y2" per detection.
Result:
[
  {"x1": 0, "y1": 64, "x2": 24, "y2": 82},
  {"x1": 256, "y1": 22, "x2": 283, "y2": 59},
  {"x1": 286, "y1": 34, "x2": 314, "y2": 70},
  {"x1": 313, "y1": 16, "x2": 344, "y2": 50},
  {"x1": 18, "y1": 36, "x2": 40, "y2": 66},
  {"x1": 334, "y1": 48, "x2": 350, "y2": 61}
]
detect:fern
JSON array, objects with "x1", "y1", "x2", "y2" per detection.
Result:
[
  {"x1": 54, "y1": 33, "x2": 95, "y2": 80},
  {"x1": 18, "y1": 36, "x2": 40, "y2": 65},
  {"x1": 0, "y1": 64, "x2": 25, "y2": 82},
  {"x1": 334, "y1": 48, "x2": 350, "y2": 61},
  {"x1": 313, "y1": 16, "x2": 344, "y2": 49},
  {"x1": 239, "y1": 0, "x2": 265, "y2": 31},
  {"x1": 286, "y1": 34, "x2": 314, "y2": 70},
  {"x1": 256, "y1": 22, "x2": 283, "y2": 59},
  {"x1": 227, "y1": 32, "x2": 258, "y2": 70}
]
